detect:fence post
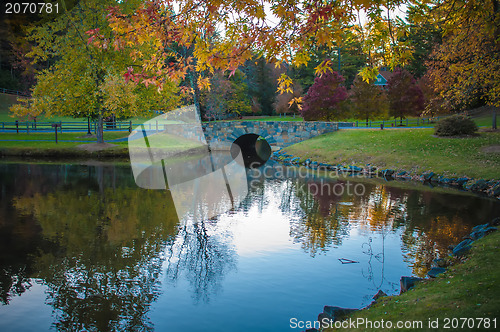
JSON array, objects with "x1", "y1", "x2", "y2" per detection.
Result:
[
  {"x1": 16, "y1": 120, "x2": 19, "y2": 134},
  {"x1": 406, "y1": 118, "x2": 408, "y2": 126},
  {"x1": 129, "y1": 121, "x2": 132, "y2": 133},
  {"x1": 369, "y1": 120, "x2": 372, "y2": 127},
  {"x1": 60, "y1": 121, "x2": 62, "y2": 133},
  {"x1": 26, "y1": 122, "x2": 29, "y2": 134},
  {"x1": 52, "y1": 124, "x2": 60, "y2": 143},
  {"x1": 356, "y1": 121, "x2": 358, "y2": 127}
]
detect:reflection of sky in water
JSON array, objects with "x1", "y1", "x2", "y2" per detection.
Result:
[
  {"x1": 0, "y1": 163, "x2": 499, "y2": 332},
  {"x1": 151, "y1": 175, "x2": 461, "y2": 331},
  {"x1": 219, "y1": 187, "x2": 294, "y2": 256},
  {"x1": 0, "y1": 281, "x2": 52, "y2": 331}
]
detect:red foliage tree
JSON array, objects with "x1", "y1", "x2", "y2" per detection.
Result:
[
  {"x1": 300, "y1": 70, "x2": 348, "y2": 121},
  {"x1": 387, "y1": 69, "x2": 425, "y2": 125}
]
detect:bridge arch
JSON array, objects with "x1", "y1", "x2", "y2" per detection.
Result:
[{"x1": 230, "y1": 133, "x2": 272, "y2": 168}]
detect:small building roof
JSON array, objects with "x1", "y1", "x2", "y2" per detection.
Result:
[{"x1": 374, "y1": 70, "x2": 396, "y2": 86}]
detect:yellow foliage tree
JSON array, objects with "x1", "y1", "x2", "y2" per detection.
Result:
[{"x1": 10, "y1": 0, "x2": 180, "y2": 142}]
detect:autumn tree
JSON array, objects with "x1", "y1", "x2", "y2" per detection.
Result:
[
  {"x1": 300, "y1": 70, "x2": 348, "y2": 121},
  {"x1": 273, "y1": 82, "x2": 303, "y2": 116},
  {"x1": 355, "y1": 1, "x2": 415, "y2": 83},
  {"x1": 10, "y1": 0, "x2": 179, "y2": 142},
  {"x1": 349, "y1": 75, "x2": 388, "y2": 125},
  {"x1": 91, "y1": 0, "x2": 425, "y2": 114},
  {"x1": 293, "y1": 30, "x2": 366, "y2": 94},
  {"x1": 417, "y1": 74, "x2": 444, "y2": 117},
  {"x1": 387, "y1": 68, "x2": 424, "y2": 125},
  {"x1": 425, "y1": 0, "x2": 500, "y2": 113},
  {"x1": 201, "y1": 70, "x2": 251, "y2": 121}
]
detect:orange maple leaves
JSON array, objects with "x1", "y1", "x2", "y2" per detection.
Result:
[
  {"x1": 85, "y1": 0, "x2": 407, "y2": 108},
  {"x1": 85, "y1": 0, "x2": 360, "y2": 96}
]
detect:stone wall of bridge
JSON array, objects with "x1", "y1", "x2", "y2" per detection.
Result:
[{"x1": 201, "y1": 121, "x2": 344, "y2": 150}]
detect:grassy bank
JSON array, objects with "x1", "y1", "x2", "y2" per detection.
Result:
[
  {"x1": 0, "y1": 131, "x2": 127, "y2": 159},
  {"x1": 0, "y1": 131, "x2": 208, "y2": 160},
  {"x1": 0, "y1": 145, "x2": 130, "y2": 159},
  {"x1": 283, "y1": 129, "x2": 500, "y2": 180},
  {"x1": 0, "y1": 131, "x2": 128, "y2": 141},
  {"x1": 0, "y1": 132, "x2": 129, "y2": 149},
  {"x1": 325, "y1": 231, "x2": 500, "y2": 332}
]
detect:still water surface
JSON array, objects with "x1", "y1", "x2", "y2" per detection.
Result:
[{"x1": 0, "y1": 162, "x2": 499, "y2": 331}]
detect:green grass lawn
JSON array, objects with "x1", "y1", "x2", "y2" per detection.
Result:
[
  {"x1": 0, "y1": 113, "x2": 88, "y2": 123},
  {"x1": 325, "y1": 231, "x2": 500, "y2": 332},
  {"x1": 472, "y1": 113, "x2": 498, "y2": 127},
  {"x1": 283, "y1": 128, "x2": 500, "y2": 179},
  {"x1": 0, "y1": 132, "x2": 127, "y2": 140},
  {"x1": 0, "y1": 132, "x2": 129, "y2": 149}
]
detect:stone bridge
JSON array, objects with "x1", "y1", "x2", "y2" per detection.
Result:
[
  {"x1": 201, "y1": 121, "x2": 345, "y2": 150},
  {"x1": 158, "y1": 120, "x2": 352, "y2": 167}
]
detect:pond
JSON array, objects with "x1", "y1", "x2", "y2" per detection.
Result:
[{"x1": 0, "y1": 161, "x2": 499, "y2": 331}]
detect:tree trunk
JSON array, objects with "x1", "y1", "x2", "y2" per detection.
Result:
[
  {"x1": 190, "y1": 71, "x2": 202, "y2": 118},
  {"x1": 96, "y1": 112, "x2": 104, "y2": 143}
]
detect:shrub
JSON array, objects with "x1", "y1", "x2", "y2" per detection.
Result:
[{"x1": 434, "y1": 115, "x2": 478, "y2": 136}]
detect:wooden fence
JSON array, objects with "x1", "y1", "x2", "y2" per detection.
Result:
[{"x1": 0, "y1": 120, "x2": 134, "y2": 133}]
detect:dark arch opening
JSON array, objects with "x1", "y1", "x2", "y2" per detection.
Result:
[{"x1": 230, "y1": 134, "x2": 272, "y2": 168}]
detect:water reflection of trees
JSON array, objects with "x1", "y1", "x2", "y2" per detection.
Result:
[
  {"x1": 285, "y1": 178, "x2": 408, "y2": 257},
  {"x1": 282, "y1": 176, "x2": 500, "y2": 276},
  {"x1": 0, "y1": 215, "x2": 52, "y2": 305},
  {"x1": 288, "y1": 179, "x2": 350, "y2": 256},
  {"x1": 2, "y1": 164, "x2": 179, "y2": 331},
  {"x1": 398, "y1": 189, "x2": 500, "y2": 276},
  {"x1": 164, "y1": 219, "x2": 236, "y2": 303},
  {"x1": 0, "y1": 163, "x2": 64, "y2": 304}
]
